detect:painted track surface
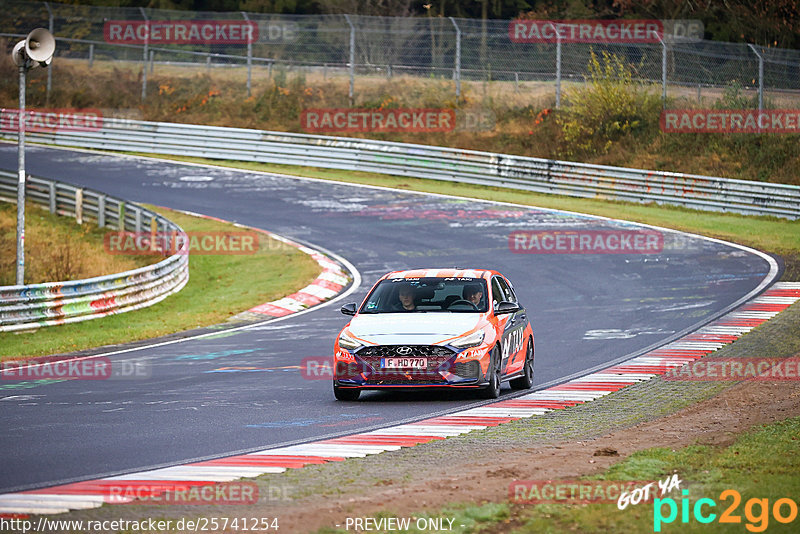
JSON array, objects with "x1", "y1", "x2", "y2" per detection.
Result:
[{"x1": 0, "y1": 145, "x2": 775, "y2": 493}]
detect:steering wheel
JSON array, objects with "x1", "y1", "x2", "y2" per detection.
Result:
[{"x1": 448, "y1": 299, "x2": 479, "y2": 311}]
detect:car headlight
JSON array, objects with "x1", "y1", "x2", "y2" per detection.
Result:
[
  {"x1": 338, "y1": 331, "x2": 363, "y2": 350},
  {"x1": 450, "y1": 330, "x2": 485, "y2": 349}
]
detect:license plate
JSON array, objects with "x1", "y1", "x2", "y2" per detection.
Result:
[{"x1": 382, "y1": 357, "x2": 427, "y2": 369}]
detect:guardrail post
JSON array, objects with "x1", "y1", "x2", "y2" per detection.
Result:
[
  {"x1": 150, "y1": 216, "x2": 158, "y2": 252},
  {"x1": 241, "y1": 11, "x2": 252, "y2": 97},
  {"x1": 344, "y1": 14, "x2": 355, "y2": 106},
  {"x1": 49, "y1": 182, "x2": 56, "y2": 214},
  {"x1": 135, "y1": 207, "x2": 142, "y2": 234},
  {"x1": 139, "y1": 7, "x2": 149, "y2": 101},
  {"x1": 149, "y1": 50, "x2": 155, "y2": 74},
  {"x1": 118, "y1": 202, "x2": 125, "y2": 231},
  {"x1": 89, "y1": 43, "x2": 94, "y2": 69},
  {"x1": 98, "y1": 194, "x2": 105, "y2": 228},
  {"x1": 75, "y1": 188, "x2": 83, "y2": 225},
  {"x1": 44, "y1": 1, "x2": 54, "y2": 106},
  {"x1": 449, "y1": 17, "x2": 461, "y2": 99}
]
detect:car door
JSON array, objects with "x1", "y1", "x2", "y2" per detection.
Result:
[{"x1": 492, "y1": 275, "x2": 526, "y2": 376}]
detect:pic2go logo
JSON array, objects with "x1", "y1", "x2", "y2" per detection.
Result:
[{"x1": 654, "y1": 489, "x2": 799, "y2": 532}]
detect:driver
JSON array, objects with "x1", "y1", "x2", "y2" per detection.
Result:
[
  {"x1": 394, "y1": 285, "x2": 417, "y2": 311},
  {"x1": 463, "y1": 284, "x2": 484, "y2": 307}
]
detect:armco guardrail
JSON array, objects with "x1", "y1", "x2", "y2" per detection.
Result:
[
  {"x1": 0, "y1": 169, "x2": 189, "y2": 332},
  {"x1": 2, "y1": 118, "x2": 799, "y2": 219}
]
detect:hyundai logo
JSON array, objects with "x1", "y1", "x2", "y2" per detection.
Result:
[{"x1": 395, "y1": 346, "x2": 413, "y2": 356}]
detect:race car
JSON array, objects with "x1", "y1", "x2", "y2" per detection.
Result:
[{"x1": 333, "y1": 268, "x2": 534, "y2": 401}]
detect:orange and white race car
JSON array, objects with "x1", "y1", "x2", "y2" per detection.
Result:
[{"x1": 333, "y1": 268, "x2": 534, "y2": 401}]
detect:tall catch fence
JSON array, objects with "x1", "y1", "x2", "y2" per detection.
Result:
[{"x1": 2, "y1": 0, "x2": 799, "y2": 107}]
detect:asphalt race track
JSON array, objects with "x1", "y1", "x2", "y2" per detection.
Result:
[{"x1": 0, "y1": 144, "x2": 776, "y2": 493}]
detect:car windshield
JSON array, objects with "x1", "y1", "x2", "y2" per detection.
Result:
[{"x1": 360, "y1": 277, "x2": 489, "y2": 314}]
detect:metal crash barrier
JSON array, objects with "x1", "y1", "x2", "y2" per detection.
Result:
[{"x1": 4, "y1": 117, "x2": 798, "y2": 219}]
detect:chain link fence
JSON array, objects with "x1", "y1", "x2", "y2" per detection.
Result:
[{"x1": 2, "y1": 0, "x2": 799, "y2": 108}]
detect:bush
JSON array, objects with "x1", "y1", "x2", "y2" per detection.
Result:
[{"x1": 557, "y1": 50, "x2": 661, "y2": 157}]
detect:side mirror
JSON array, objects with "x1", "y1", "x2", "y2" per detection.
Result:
[
  {"x1": 495, "y1": 301, "x2": 520, "y2": 315},
  {"x1": 340, "y1": 303, "x2": 357, "y2": 316}
]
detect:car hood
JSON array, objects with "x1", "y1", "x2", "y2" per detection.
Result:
[{"x1": 347, "y1": 313, "x2": 482, "y2": 345}]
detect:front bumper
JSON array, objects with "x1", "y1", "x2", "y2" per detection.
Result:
[{"x1": 335, "y1": 345, "x2": 486, "y2": 387}]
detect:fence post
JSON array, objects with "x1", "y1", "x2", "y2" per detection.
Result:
[
  {"x1": 241, "y1": 11, "x2": 252, "y2": 97},
  {"x1": 344, "y1": 14, "x2": 355, "y2": 106},
  {"x1": 449, "y1": 17, "x2": 461, "y2": 99},
  {"x1": 149, "y1": 49, "x2": 154, "y2": 74},
  {"x1": 747, "y1": 44, "x2": 764, "y2": 113},
  {"x1": 44, "y1": 1, "x2": 53, "y2": 106},
  {"x1": 89, "y1": 43, "x2": 94, "y2": 68},
  {"x1": 139, "y1": 7, "x2": 149, "y2": 101},
  {"x1": 661, "y1": 36, "x2": 667, "y2": 107},
  {"x1": 550, "y1": 23, "x2": 562, "y2": 109}
]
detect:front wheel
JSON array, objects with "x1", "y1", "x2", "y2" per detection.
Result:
[
  {"x1": 509, "y1": 337, "x2": 534, "y2": 390},
  {"x1": 333, "y1": 383, "x2": 360, "y2": 401},
  {"x1": 478, "y1": 347, "x2": 501, "y2": 399}
]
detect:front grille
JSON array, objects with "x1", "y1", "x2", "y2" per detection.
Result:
[
  {"x1": 356, "y1": 345, "x2": 456, "y2": 384},
  {"x1": 357, "y1": 345, "x2": 455, "y2": 361}
]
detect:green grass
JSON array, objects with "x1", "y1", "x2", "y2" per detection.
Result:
[
  {"x1": 133, "y1": 155, "x2": 800, "y2": 279},
  {"x1": 0, "y1": 205, "x2": 322, "y2": 360},
  {"x1": 513, "y1": 417, "x2": 800, "y2": 533}
]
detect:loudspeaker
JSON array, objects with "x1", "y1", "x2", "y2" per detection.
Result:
[
  {"x1": 11, "y1": 40, "x2": 26, "y2": 67},
  {"x1": 25, "y1": 28, "x2": 55, "y2": 66}
]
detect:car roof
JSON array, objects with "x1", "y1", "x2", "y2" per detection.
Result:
[{"x1": 382, "y1": 269, "x2": 498, "y2": 280}]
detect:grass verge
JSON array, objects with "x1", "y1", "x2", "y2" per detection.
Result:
[
  {"x1": 0, "y1": 205, "x2": 321, "y2": 360},
  {"x1": 335, "y1": 416, "x2": 800, "y2": 534},
  {"x1": 132, "y1": 154, "x2": 800, "y2": 280},
  {"x1": 0, "y1": 201, "x2": 154, "y2": 285}
]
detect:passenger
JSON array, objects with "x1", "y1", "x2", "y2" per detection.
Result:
[{"x1": 463, "y1": 285, "x2": 484, "y2": 308}]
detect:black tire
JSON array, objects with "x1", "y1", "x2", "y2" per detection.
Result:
[
  {"x1": 478, "y1": 347, "x2": 501, "y2": 399},
  {"x1": 333, "y1": 383, "x2": 360, "y2": 401},
  {"x1": 510, "y1": 337, "x2": 534, "y2": 390}
]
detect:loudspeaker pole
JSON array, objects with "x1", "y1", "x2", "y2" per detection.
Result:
[
  {"x1": 11, "y1": 28, "x2": 55, "y2": 286},
  {"x1": 16, "y1": 62, "x2": 27, "y2": 285}
]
